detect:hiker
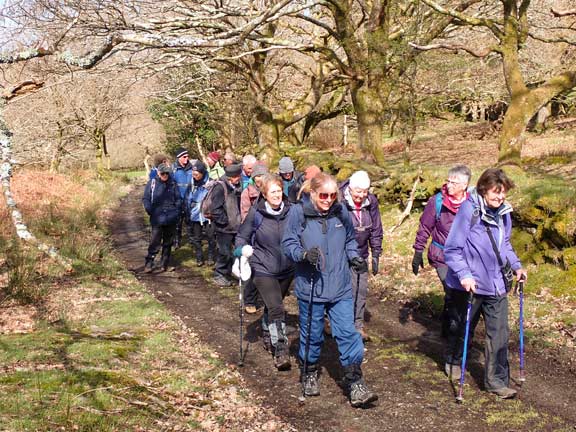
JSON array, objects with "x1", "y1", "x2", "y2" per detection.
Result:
[
  {"x1": 412, "y1": 165, "x2": 472, "y2": 336},
  {"x1": 282, "y1": 172, "x2": 378, "y2": 407},
  {"x1": 187, "y1": 161, "x2": 216, "y2": 267},
  {"x1": 206, "y1": 151, "x2": 225, "y2": 180},
  {"x1": 240, "y1": 154, "x2": 257, "y2": 191},
  {"x1": 240, "y1": 163, "x2": 268, "y2": 222},
  {"x1": 142, "y1": 163, "x2": 181, "y2": 272},
  {"x1": 235, "y1": 174, "x2": 294, "y2": 370},
  {"x1": 443, "y1": 168, "x2": 527, "y2": 399},
  {"x1": 148, "y1": 153, "x2": 169, "y2": 180},
  {"x1": 340, "y1": 170, "x2": 383, "y2": 341},
  {"x1": 209, "y1": 163, "x2": 243, "y2": 287},
  {"x1": 278, "y1": 156, "x2": 305, "y2": 203},
  {"x1": 172, "y1": 147, "x2": 194, "y2": 249},
  {"x1": 295, "y1": 165, "x2": 322, "y2": 203},
  {"x1": 240, "y1": 162, "x2": 268, "y2": 314},
  {"x1": 223, "y1": 152, "x2": 236, "y2": 167}
]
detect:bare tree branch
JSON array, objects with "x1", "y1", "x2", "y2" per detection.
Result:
[
  {"x1": 551, "y1": 7, "x2": 576, "y2": 17},
  {"x1": 408, "y1": 41, "x2": 496, "y2": 57}
]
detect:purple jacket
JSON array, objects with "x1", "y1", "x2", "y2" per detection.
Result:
[
  {"x1": 340, "y1": 181, "x2": 383, "y2": 259},
  {"x1": 443, "y1": 191, "x2": 522, "y2": 297},
  {"x1": 413, "y1": 189, "x2": 456, "y2": 267}
]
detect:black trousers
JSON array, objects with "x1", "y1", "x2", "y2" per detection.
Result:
[
  {"x1": 214, "y1": 232, "x2": 235, "y2": 277},
  {"x1": 445, "y1": 289, "x2": 510, "y2": 391},
  {"x1": 146, "y1": 224, "x2": 177, "y2": 262},
  {"x1": 190, "y1": 221, "x2": 216, "y2": 261},
  {"x1": 253, "y1": 276, "x2": 292, "y2": 321}
]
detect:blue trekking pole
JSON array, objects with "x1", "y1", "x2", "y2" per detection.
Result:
[
  {"x1": 518, "y1": 278, "x2": 526, "y2": 383},
  {"x1": 456, "y1": 291, "x2": 474, "y2": 403},
  {"x1": 299, "y1": 268, "x2": 316, "y2": 403}
]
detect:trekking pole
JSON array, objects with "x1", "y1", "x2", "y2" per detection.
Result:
[
  {"x1": 353, "y1": 269, "x2": 361, "y2": 322},
  {"x1": 299, "y1": 267, "x2": 316, "y2": 403},
  {"x1": 238, "y1": 264, "x2": 245, "y2": 367},
  {"x1": 518, "y1": 278, "x2": 526, "y2": 383},
  {"x1": 456, "y1": 290, "x2": 474, "y2": 403}
]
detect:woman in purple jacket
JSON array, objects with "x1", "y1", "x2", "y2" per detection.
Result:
[
  {"x1": 443, "y1": 168, "x2": 527, "y2": 399},
  {"x1": 412, "y1": 165, "x2": 471, "y2": 336},
  {"x1": 340, "y1": 171, "x2": 383, "y2": 341}
]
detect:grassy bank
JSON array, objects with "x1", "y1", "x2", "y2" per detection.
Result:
[{"x1": 0, "y1": 170, "x2": 290, "y2": 431}]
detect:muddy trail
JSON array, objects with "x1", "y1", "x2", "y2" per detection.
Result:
[{"x1": 112, "y1": 187, "x2": 576, "y2": 431}]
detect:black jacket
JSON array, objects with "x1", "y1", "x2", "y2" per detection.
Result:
[
  {"x1": 210, "y1": 176, "x2": 242, "y2": 233},
  {"x1": 236, "y1": 197, "x2": 294, "y2": 278}
]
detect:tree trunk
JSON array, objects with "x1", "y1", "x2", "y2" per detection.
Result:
[
  {"x1": 351, "y1": 84, "x2": 385, "y2": 164},
  {"x1": 255, "y1": 118, "x2": 282, "y2": 160},
  {"x1": 499, "y1": 72, "x2": 576, "y2": 163}
]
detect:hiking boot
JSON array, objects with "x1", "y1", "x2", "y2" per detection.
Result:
[
  {"x1": 274, "y1": 341, "x2": 291, "y2": 371},
  {"x1": 212, "y1": 274, "x2": 231, "y2": 287},
  {"x1": 343, "y1": 364, "x2": 378, "y2": 407},
  {"x1": 196, "y1": 260, "x2": 204, "y2": 267},
  {"x1": 444, "y1": 363, "x2": 462, "y2": 381},
  {"x1": 144, "y1": 259, "x2": 154, "y2": 273},
  {"x1": 349, "y1": 379, "x2": 378, "y2": 407},
  {"x1": 245, "y1": 305, "x2": 258, "y2": 314},
  {"x1": 300, "y1": 365, "x2": 320, "y2": 397},
  {"x1": 490, "y1": 387, "x2": 517, "y2": 399},
  {"x1": 207, "y1": 256, "x2": 215, "y2": 266}
]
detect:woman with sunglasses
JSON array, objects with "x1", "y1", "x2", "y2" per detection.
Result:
[
  {"x1": 282, "y1": 172, "x2": 378, "y2": 408},
  {"x1": 235, "y1": 174, "x2": 294, "y2": 370},
  {"x1": 412, "y1": 165, "x2": 471, "y2": 338},
  {"x1": 339, "y1": 170, "x2": 383, "y2": 341}
]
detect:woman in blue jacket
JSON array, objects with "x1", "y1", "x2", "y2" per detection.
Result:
[
  {"x1": 282, "y1": 172, "x2": 377, "y2": 408},
  {"x1": 235, "y1": 174, "x2": 294, "y2": 370},
  {"x1": 187, "y1": 161, "x2": 216, "y2": 266},
  {"x1": 142, "y1": 163, "x2": 182, "y2": 272},
  {"x1": 444, "y1": 168, "x2": 527, "y2": 399}
]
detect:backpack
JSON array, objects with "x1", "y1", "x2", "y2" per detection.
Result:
[{"x1": 200, "y1": 180, "x2": 225, "y2": 220}]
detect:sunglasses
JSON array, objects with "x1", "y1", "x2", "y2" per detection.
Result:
[{"x1": 318, "y1": 192, "x2": 337, "y2": 200}]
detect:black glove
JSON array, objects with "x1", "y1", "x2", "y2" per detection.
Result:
[
  {"x1": 372, "y1": 255, "x2": 380, "y2": 276},
  {"x1": 412, "y1": 251, "x2": 424, "y2": 275},
  {"x1": 350, "y1": 257, "x2": 368, "y2": 274},
  {"x1": 303, "y1": 247, "x2": 321, "y2": 267}
]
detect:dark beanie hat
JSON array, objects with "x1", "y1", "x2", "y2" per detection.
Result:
[
  {"x1": 175, "y1": 147, "x2": 188, "y2": 158},
  {"x1": 192, "y1": 160, "x2": 207, "y2": 175},
  {"x1": 224, "y1": 163, "x2": 242, "y2": 177}
]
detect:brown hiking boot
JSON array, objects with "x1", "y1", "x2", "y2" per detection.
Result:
[
  {"x1": 490, "y1": 387, "x2": 517, "y2": 399},
  {"x1": 274, "y1": 341, "x2": 291, "y2": 371}
]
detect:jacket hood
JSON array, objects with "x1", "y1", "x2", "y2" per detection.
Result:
[
  {"x1": 191, "y1": 170, "x2": 210, "y2": 187},
  {"x1": 469, "y1": 188, "x2": 513, "y2": 226},
  {"x1": 256, "y1": 195, "x2": 291, "y2": 217}
]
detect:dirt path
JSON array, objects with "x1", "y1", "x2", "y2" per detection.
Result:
[{"x1": 111, "y1": 187, "x2": 576, "y2": 431}]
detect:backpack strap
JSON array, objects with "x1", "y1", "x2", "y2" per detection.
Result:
[
  {"x1": 434, "y1": 192, "x2": 442, "y2": 221},
  {"x1": 250, "y1": 210, "x2": 264, "y2": 245}
]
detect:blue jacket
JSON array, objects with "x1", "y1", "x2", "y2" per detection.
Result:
[
  {"x1": 444, "y1": 190, "x2": 521, "y2": 297},
  {"x1": 142, "y1": 176, "x2": 182, "y2": 226},
  {"x1": 187, "y1": 171, "x2": 211, "y2": 224},
  {"x1": 236, "y1": 197, "x2": 294, "y2": 279},
  {"x1": 282, "y1": 199, "x2": 360, "y2": 303},
  {"x1": 172, "y1": 161, "x2": 194, "y2": 201}
]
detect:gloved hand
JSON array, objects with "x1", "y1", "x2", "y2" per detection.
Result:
[
  {"x1": 303, "y1": 247, "x2": 321, "y2": 267},
  {"x1": 233, "y1": 247, "x2": 243, "y2": 257},
  {"x1": 372, "y1": 255, "x2": 380, "y2": 276},
  {"x1": 412, "y1": 251, "x2": 424, "y2": 275},
  {"x1": 350, "y1": 257, "x2": 368, "y2": 274}
]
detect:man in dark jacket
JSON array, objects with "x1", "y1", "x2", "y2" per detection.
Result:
[
  {"x1": 278, "y1": 156, "x2": 304, "y2": 203},
  {"x1": 172, "y1": 147, "x2": 194, "y2": 249},
  {"x1": 142, "y1": 163, "x2": 182, "y2": 272},
  {"x1": 209, "y1": 163, "x2": 243, "y2": 286}
]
